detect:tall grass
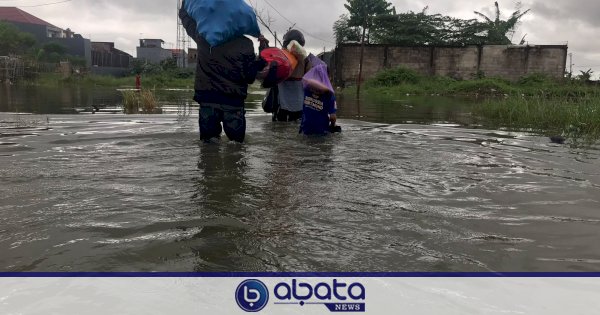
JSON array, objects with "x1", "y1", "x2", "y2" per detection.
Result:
[
  {"x1": 121, "y1": 90, "x2": 162, "y2": 114},
  {"x1": 26, "y1": 73, "x2": 194, "y2": 89},
  {"x1": 352, "y1": 68, "x2": 600, "y2": 144},
  {"x1": 358, "y1": 67, "x2": 600, "y2": 98},
  {"x1": 474, "y1": 96, "x2": 600, "y2": 144}
]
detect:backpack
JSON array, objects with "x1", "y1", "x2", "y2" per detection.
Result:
[{"x1": 261, "y1": 85, "x2": 279, "y2": 113}]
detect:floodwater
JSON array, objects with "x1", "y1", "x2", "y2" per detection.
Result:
[{"x1": 1, "y1": 86, "x2": 600, "y2": 272}]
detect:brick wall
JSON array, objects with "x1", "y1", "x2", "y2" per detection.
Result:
[{"x1": 333, "y1": 44, "x2": 567, "y2": 87}]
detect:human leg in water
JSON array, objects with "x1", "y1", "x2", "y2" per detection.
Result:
[
  {"x1": 223, "y1": 107, "x2": 246, "y2": 143},
  {"x1": 275, "y1": 108, "x2": 302, "y2": 122},
  {"x1": 199, "y1": 105, "x2": 223, "y2": 142}
]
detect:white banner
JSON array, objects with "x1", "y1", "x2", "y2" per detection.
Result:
[{"x1": 1, "y1": 276, "x2": 599, "y2": 315}]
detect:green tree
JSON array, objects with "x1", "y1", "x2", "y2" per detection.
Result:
[
  {"x1": 35, "y1": 43, "x2": 68, "y2": 63},
  {"x1": 344, "y1": 0, "x2": 394, "y2": 44},
  {"x1": 160, "y1": 57, "x2": 178, "y2": 71},
  {"x1": 577, "y1": 69, "x2": 593, "y2": 82},
  {"x1": 372, "y1": 7, "x2": 445, "y2": 46},
  {"x1": 333, "y1": 14, "x2": 361, "y2": 44},
  {"x1": 0, "y1": 22, "x2": 36, "y2": 55},
  {"x1": 344, "y1": 0, "x2": 394, "y2": 97},
  {"x1": 370, "y1": 7, "x2": 488, "y2": 46},
  {"x1": 444, "y1": 17, "x2": 487, "y2": 45},
  {"x1": 474, "y1": 1, "x2": 530, "y2": 44}
]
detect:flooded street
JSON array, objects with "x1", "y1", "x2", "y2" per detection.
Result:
[{"x1": 1, "y1": 87, "x2": 600, "y2": 272}]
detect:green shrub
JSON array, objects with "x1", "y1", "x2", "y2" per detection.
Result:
[
  {"x1": 517, "y1": 73, "x2": 553, "y2": 86},
  {"x1": 448, "y1": 78, "x2": 514, "y2": 95},
  {"x1": 366, "y1": 67, "x2": 422, "y2": 87}
]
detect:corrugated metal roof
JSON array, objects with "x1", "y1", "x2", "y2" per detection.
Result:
[{"x1": 0, "y1": 7, "x2": 59, "y2": 28}]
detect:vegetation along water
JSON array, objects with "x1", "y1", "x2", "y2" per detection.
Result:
[{"x1": 341, "y1": 66, "x2": 600, "y2": 145}]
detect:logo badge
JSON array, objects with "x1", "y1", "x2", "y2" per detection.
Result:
[{"x1": 235, "y1": 279, "x2": 269, "y2": 312}]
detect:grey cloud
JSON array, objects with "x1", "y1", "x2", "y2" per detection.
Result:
[
  {"x1": 531, "y1": 0, "x2": 600, "y2": 27},
  {"x1": 15, "y1": 0, "x2": 599, "y2": 76}
]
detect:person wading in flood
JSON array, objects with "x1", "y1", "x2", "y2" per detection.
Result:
[
  {"x1": 273, "y1": 30, "x2": 310, "y2": 122},
  {"x1": 179, "y1": 1, "x2": 268, "y2": 143},
  {"x1": 300, "y1": 61, "x2": 339, "y2": 135}
]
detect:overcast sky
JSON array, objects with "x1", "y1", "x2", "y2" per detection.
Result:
[{"x1": 6, "y1": 0, "x2": 600, "y2": 76}]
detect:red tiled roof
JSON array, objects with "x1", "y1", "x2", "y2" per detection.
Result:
[{"x1": 0, "y1": 7, "x2": 58, "y2": 28}]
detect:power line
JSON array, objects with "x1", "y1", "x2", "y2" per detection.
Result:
[
  {"x1": 260, "y1": 0, "x2": 335, "y2": 45},
  {"x1": 0, "y1": 0, "x2": 72, "y2": 6},
  {"x1": 18, "y1": 0, "x2": 72, "y2": 7}
]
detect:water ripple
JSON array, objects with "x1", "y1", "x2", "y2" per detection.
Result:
[{"x1": 1, "y1": 115, "x2": 599, "y2": 271}]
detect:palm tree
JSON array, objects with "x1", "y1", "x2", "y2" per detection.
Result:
[{"x1": 474, "y1": 1, "x2": 530, "y2": 45}]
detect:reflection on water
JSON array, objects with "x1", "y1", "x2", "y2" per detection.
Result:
[
  {"x1": 337, "y1": 94, "x2": 477, "y2": 125},
  {"x1": 1, "y1": 85, "x2": 476, "y2": 125},
  {"x1": 1, "y1": 87, "x2": 600, "y2": 272},
  {"x1": 1, "y1": 85, "x2": 123, "y2": 114}
]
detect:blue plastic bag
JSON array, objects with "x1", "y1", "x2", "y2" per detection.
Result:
[{"x1": 184, "y1": 0, "x2": 261, "y2": 47}]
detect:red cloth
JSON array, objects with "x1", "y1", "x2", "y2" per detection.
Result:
[{"x1": 259, "y1": 48, "x2": 294, "y2": 87}]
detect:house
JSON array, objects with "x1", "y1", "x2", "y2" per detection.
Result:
[
  {"x1": 136, "y1": 39, "x2": 173, "y2": 64},
  {"x1": 169, "y1": 49, "x2": 188, "y2": 68},
  {"x1": 0, "y1": 6, "x2": 62, "y2": 38},
  {"x1": 0, "y1": 7, "x2": 91, "y2": 66},
  {"x1": 91, "y1": 42, "x2": 133, "y2": 76}
]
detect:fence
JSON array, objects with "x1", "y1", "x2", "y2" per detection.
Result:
[
  {"x1": 0, "y1": 57, "x2": 70, "y2": 82},
  {"x1": 332, "y1": 44, "x2": 569, "y2": 86},
  {"x1": 0, "y1": 56, "x2": 24, "y2": 83}
]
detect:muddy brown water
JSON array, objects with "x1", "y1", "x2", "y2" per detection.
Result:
[{"x1": 1, "y1": 86, "x2": 599, "y2": 272}]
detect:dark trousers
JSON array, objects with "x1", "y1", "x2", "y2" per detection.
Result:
[
  {"x1": 273, "y1": 108, "x2": 302, "y2": 122},
  {"x1": 199, "y1": 103, "x2": 246, "y2": 143}
]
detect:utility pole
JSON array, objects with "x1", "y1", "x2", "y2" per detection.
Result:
[
  {"x1": 356, "y1": 20, "x2": 367, "y2": 100},
  {"x1": 569, "y1": 53, "x2": 573, "y2": 77},
  {"x1": 176, "y1": 0, "x2": 189, "y2": 68}
]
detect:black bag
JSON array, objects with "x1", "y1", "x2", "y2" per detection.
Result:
[
  {"x1": 261, "y1": 86, "x2": 279, "y2": 113},
  {"x1": 329, "y1": 123, "x2": 342, "y2": 133}
]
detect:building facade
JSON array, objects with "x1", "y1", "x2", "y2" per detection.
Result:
[
  {"x1": 136, "y1": 39, "x2": 173, "y2": 64},
  {"x1": 0, "y1": 7, "x2": 92, "y2": 67},
  {"x1": 91, "y1": 42, "x2": 133, "y2": 76}
]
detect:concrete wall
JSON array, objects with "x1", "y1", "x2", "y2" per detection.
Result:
[
  {"x1": 333, "y1": 44, "x2": 568, "y2": 87},
  {"x1": 9, "y1": 22, "x2": 47, "y2": 42},
  {"x1": 91, "y1": 51, "x2": 131, "y2": 68},
  {"x1": 136, "y1": 47, "x2": 173, "y2": 64},
  {"x1": 52, "y1": 37, "x2": 92, "y2": 67}
]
